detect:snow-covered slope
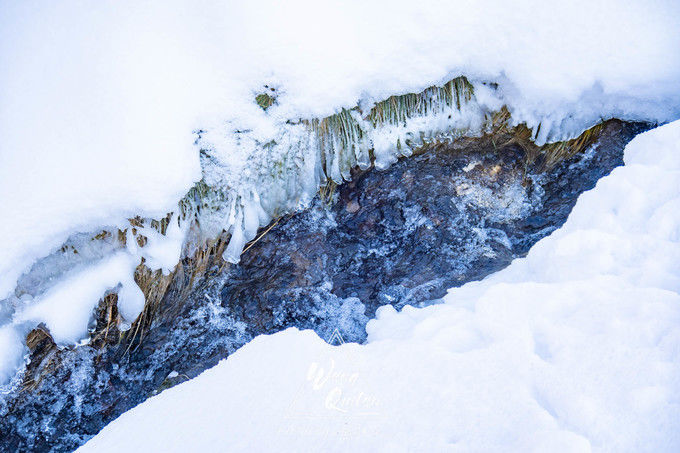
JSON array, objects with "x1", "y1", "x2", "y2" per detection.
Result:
[
  {"x1": 2, "y1": 1, "x2": 680, "y2": 384},
  {"x1": 79, "y1": 121, "x2": 680, "y2": 452}
]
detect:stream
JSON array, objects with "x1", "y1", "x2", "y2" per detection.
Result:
[{"x1": 0, "y1": 120, "x2": 646, "y2": 452}]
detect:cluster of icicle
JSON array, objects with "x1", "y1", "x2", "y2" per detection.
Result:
[{"x1": 179, "y1": 77, "x2": 499, "y2": 264}]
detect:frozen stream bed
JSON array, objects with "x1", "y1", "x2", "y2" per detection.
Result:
[{"x1": 0, "y1": 120, "x2": 647, "y2": 451}]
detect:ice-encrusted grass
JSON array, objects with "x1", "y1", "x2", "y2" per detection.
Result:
[
  {"x1": 182, "y1": 77, "x2": 615, "y2": 270},
  {"x1": 180, "y1": 77, "x2": 486, "y2": 264}
]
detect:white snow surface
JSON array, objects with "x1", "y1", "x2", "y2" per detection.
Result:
[
  {"x1": 1, "y1": 1, "x2": 680, "y2": 383},
  {"x1": 80, "y1": 122, "x2": 680, "y2": 452}
]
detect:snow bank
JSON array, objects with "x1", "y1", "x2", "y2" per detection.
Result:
[
  {"x1": 80, "y1": 121, "x2": 680, "y2": 452},
  {"x1": 2, "y1": 0, "x2": 680, "y2": 384},
  {"x1": 0, "y1": 1, "x2": 206, "y2": 299}
]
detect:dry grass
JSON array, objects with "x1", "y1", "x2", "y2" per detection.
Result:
[
  {"x1": 368, "y1": 76, "x2": 474, "y2": 127},
  {"x1": 122, "y1": 262, "x2": 174, "y2": 353},
  {"x1": 90, "y1": 293, "x2": 120, "y2": 348},
  {"x1": 306, "y1": 108, "x2": 367, "y2": 182},
  {"x1": 318, "y1": 180, "x2": 337, "y2": 206},
  {"x1": 21, "y1": 325, "x2": 58, "y2": 392},
  {"x1": 490, "y1": 109, "x2": 608, "y2": 170},
  {"x1": 539, "y1": 123, "x2": 606, "y2": 168},
  {"x1": 242, "y1": 215, "x2": 284, "y2": 254},
  {"x1": 120, "y1": 228, "x2": 233, "y2": 352},
  {"x1": 255, "y1": 93, "x2": 275, "y2": 111}
]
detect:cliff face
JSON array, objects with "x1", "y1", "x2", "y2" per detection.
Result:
[{"x1": 0, "y1": 120, "x2": 646, "y2": 452}]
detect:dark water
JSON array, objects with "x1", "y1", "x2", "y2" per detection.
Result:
[{"x1": 0, "y1": 121, "x2": 645, "y2": 452}]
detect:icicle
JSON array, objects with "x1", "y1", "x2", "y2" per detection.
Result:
[
  {"x1": 252, "y1": 190, "x2": 271, "y2": 226},
  {"x1": 535, "y1": 118, "x2": 552, "y2": 146},
  {"x1": 117, "y1": 273, "x2": 145, "y2": 329},
  {"x1": 222, "y1": 210, "x2": 246, "y2": 264},
  {"x1": 192, "y1": 75, "x2": 502, "y2": 264},
  {"x1": 242, "y1": 199, "x2": 260, "y2": 241}
]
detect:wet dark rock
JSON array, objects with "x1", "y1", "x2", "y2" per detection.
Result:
[
  {"x1": 0, "y1": 120, "x2": 646, "y2": 452},
  {"x1": 22, "y1": 325, "x2": 58, "y2": 392},
  {"x1": 26, "y1": 325, "x2": 55, "y2": 357},
  {"x1": 89, "y1": 293, "x2": 121, "y2": 348}
]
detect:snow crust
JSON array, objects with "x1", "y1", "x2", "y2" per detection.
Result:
[
  {"x1": 80, "y1": 121, "x2": 680, "y2": 452},
  {"x1": 1, "y1": 0, "x2": 680, "y2": 384}
]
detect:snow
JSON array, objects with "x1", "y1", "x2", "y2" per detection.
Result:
[
  {"x1": 79, "y1": 121, "x2": 680, "y2": 451},
  {"x1": 0, "y1": 1, "x2": 206, "y2": 299},
  {"x1": 16, "y1": 252, "x2": 142, "y2": 343},
  {"x1": 2, "y1": 0, "x2": 680, "y2": 386},
  {"x1": 128, "y1": 216, "x2": 187, "y2": 276}
]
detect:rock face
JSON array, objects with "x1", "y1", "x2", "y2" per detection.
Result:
[{"x1": 0, "y1": 121, "x2": 644, "y2": 452}]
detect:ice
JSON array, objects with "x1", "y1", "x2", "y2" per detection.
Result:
[
  {"x1": 2, "y1": 0, "x2": 680, "y2": 384},
  {"x1": 16, "y1": 252, "x2": 141, "y2": 344},
  {"x1": 79, "y1": 121, "x2": 680, "y2": 452},
  {"x1": 0, "y1": 326, "x2": 23, "y2": 386},
  {"x1": 129, "y1": 215, "x2": 186, "y2": 276},
  {"x1": 0, "y1": 219, "x2": 183, "y2": 381}
]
